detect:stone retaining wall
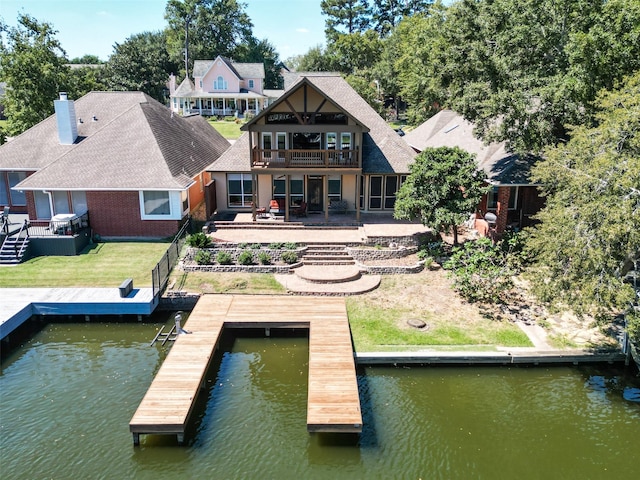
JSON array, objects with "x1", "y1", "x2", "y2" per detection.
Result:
[
  {"x1": 357, "y1": 261, "x2": 426, "y2": 275},
  {"x1": 347, "y1": 246, "x2": 418, "y2": 261},
  {"x1": 183, "y1": 246, "x2": 305, "y2": 266},
  {"x1": 181, "y1": 263, "x2": 299, "y2": 273},
  {"x1": 158, "y1": 291, "x2": 201, "y2": 310},
  {"x1": 364, "y1": 231, "x2": 433, "y2": 247}
]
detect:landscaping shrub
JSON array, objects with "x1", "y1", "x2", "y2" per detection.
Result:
[
  {"x1": 216, "y1": 251, "x2": 233, "y2": 265},
  {"x1": 281, "y1": 251, "x2": 298, "y2": 264},
  {"x1": 186, "y1": 232, "x2": 211, "y2": 248},
  {"x1": 238, "y1": 250, "x2": 254, "y2": 265},
  {"x1": 238, "y1": 242, "x2": 249, "y2": 249},
  {"x1": 258, "y1": 252, "x2": 271, "y2": 265},
  {"x1": 194, "y1": 250, "x2": 212, "y2": 265},
  {"x1": 284, "y1": 242, "x2": 297, "y2": 250},
  {"x1": 250, "y1": 243, "x2": 262, "y2": 249},
  {"x1": 268, "y1": 242, "x2": 284, "y2": 249}
]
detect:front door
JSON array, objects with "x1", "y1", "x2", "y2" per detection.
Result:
[{"x1": 308, "y1": 177, "x2": 323, "y2": 212}]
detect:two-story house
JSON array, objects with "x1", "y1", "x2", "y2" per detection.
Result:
[
  {"x1": 170, "y1": 55, "x2": 282, "y2": 117},
  {"x1": 206, "y1": 73, "x2": 417, "y2": 222}
]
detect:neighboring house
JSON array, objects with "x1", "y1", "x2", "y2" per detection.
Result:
[
  {"x1": 170, "y1": 55, "x2": 282, "y2": 117},
  {"x1": 403, "y1": 110, "x2": 544, "y2": 235},
  {"x1": 206, "y1": 74, "x2": 417, "y2": 221},
  {"x1": 0, "y1": 91, "x2": 229, "y2": 238}
]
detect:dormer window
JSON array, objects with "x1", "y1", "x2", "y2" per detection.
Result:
[{"x1": 214, "y1": 75, "x2": 228, "y2": 90}]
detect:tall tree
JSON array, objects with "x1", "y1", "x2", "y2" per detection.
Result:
[
  {"x1": 105, "y1": 31, "x2": 178, "y2": 103},
  {"x1": 165, "y1": 0, "x2": 254, "y2": 78},
  {"x1": 321, "y1": 0, "x2": 371, "y2": 40},
  {"x1": 394, "y1": 146, "x2": 489, "y2": 245},
  {"x1": 437, "y1": 0, "x2": 640, "y2": 153},
  {"x1": 371, "y1": 0, "x2": 433, "y2": 36},
  {"x1": 526, "y1": 72, "x2": 640, "y2": 323},
  {"x1": 234, "y1": 37, "x2": 281, "y2": 89},
  {"x1": 0, "y1": 14, "x2": 68, "y2": 135}
]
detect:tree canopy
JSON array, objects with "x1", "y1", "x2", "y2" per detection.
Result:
[
  {"x1": 0, "y1": 14, "x2": 68, "y2": 135},
  {"x1": 526, "y1": 71, "x2": 640, "y2": 319},
  {"x1": 394, "y1": 146, "x2": 488, "y2": 245}
]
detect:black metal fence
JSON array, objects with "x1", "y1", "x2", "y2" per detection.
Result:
[{"x1": 152, "y1": 219, "x2": 191, "y2": 297}]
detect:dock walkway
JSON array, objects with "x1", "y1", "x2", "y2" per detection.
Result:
[
  {"x1": 0, "y1": 287, "x2": 157, "y2": 340},
  {"x1": 129, "y1": 294, "x2": 362, "y2": 445}
]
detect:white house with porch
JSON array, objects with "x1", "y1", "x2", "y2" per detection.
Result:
[{"x1": 169, "y1": 55, "x2": 281, "y2": 117}]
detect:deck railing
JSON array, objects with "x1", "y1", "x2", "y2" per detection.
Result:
[
  {"x1": 26, "y1": 212, "x2": 91, "y2": 237},
  {"x1": 251, "y1": 148, "x2": 359, "y2": 169}
]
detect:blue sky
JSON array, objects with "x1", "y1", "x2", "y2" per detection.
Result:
[{"x1": 0, "y1": 0, "x2": 326, "y2": 61}]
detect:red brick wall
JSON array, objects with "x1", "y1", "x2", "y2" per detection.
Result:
[{"x1": 86, "y1": 191, "x2": 180, "y2": 237}]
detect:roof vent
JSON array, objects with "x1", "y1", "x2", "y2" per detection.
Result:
[
  {"x1": 92, "y1": 115, "x2": 98, "y2": 122},
  {"x1": 443, "y1": 124, "x2": 459, "y2": 134},
  {"x1": 54, "y1": 92, "x2": 78, "y2": 145}
]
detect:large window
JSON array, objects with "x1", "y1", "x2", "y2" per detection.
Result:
[
  {"x1": 71, "y1": 191, "x2": 88, "y2": 215},
  {"x1": 8, "y1": 172, "x2": 27, "y2": 206},
  {"x1": 384, "y1": 175, "x2": 406, "y2": 209},
  {"x1": 143, "y1": 191, "x2": 170, "y2": 215},
  {"x1": 34, "y1": 190, "x2": 52, "y2": 219},
  {"x1": 214, "y1": 75, "x2": 228, "y2": 90},
  {"x1": 293, "y1": 132, "x2": 321, "y2": 150},
  {"x1": 289, "y1": 176, "x2": 304, "y2": 207},
  {"x1": 369, "y1": 176, "x2": 382, "y2": 209},
  {"x1": 328, "y1": 175, "x2": 341, "y2": 203},
  {"x1": 0, "y1": 174, "x2": 8, "y2": 205},
  {"x1": 341, "y1": 132, "x2": 352, "y2": 150},
  {"x1": 227, "y1": 174, "x2": 252, "y2": 207}
]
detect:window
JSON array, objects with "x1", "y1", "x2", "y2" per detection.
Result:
[
  {"x1": 227, "y1": 174, "x2": 252, "y2": 207},
  {"x1": 384, "y1": 176, "x2": 399, "y2": 209},
  {"x1": 248, "y1": 79, "x2": 254, "y2": 88},
  {"x1": 262, "y1": 132, "x2": 272, "y2": 160},
  {"x1": 181, "y1": 190, "x2": 189, "y2": 213},
  {"x1": 8, "y1": 172, "x2": 27, "y2": 206},
  {"x1": 53, "y1": 191, "x2": 70, "y2": 214},
  {"x1": 326, "y1": 132, "x2": 337, "y2": 150},
  {"x1": 369, "y1": 176, "x2": 382, "y2": 209},
  {"x1": 277, "y1": 133, "x2": 286, "y2": 159},
  {"x1": 214, "y1": 75, "x2": 228, "y2": 90},
  {"x1": 487, "y1": 186, "x2": 518, "y2": 210},
  {"x1": 34, "y1": 190, "x2": 52, "y2": 219},
  {"x1": 71, "y1": 191, "x2": 88, "y2": 214},
  {"x1": 0, "y1": 174, "x2": 8, "y2": 205},
  {"x1": 341, "y1": 132, "x2": 352, "y2": 150},
  {"x1": 293, "y1": 132, "x2": 321, "y2": 150},
  {"x1": 273, "y1": 177, "x2": 285, "y2": 201},
  {"x1": 290, "y1": 176, "x2": 304, "y2": 207},
  {"x1": 143, "y1": 191, "x2": 170, "y2": 215},
  {"x1": 199, "y1": 80, "x2": 203, "y2": 89},
  {"x1": 328, "y1": 175, "x2": 341, "y2": 203}
]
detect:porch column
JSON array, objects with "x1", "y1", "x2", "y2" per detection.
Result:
[
  {"x1": 324, "y1": 175, "x2": 329, "y2": 223},
  {"x1": 198, "y1": 98, "x2": 202, "y2": 115},
  {"x1": 285, "y1": 174, "x2": 290, "y2": 221},
  {"x1": 495, "y1": 186, "x2": 511, "y2": 235},
  {"x1": 252, "y1": 174, "x2": 257, "y2": 222},
  {"x1": 223, "y1": 98, "x2": 226, "y2": 116},
  {"x1": 355, "y1": 175, "x2": 361, "y2": 222}
]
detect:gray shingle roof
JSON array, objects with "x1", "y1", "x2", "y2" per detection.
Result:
[
  {"x1": 208, "y1": 132, "x2": 251, "y2": 173},
  {"x1": 215, "y1": 75, "x2": 415, "y2": 174},
  {"x1": 192, "y1": 57, "x2": 265, "y2": 80},
  {"x1": 403, "y1": 110, "x2": 538, "y2": 185},
  {"x1": 1, "y1": 91, "x2": 229, "y2": 190}
]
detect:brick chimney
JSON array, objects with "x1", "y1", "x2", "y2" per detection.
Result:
[{"x1": 54, "y1": 92, "x2": 78, "y2": 145}]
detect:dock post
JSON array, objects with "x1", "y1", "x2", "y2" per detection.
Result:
[
  {"x1": 265, "y1": 327, "x2": 270, "y2": 337},
  {"x1": 177, "y1": 433, "x2": 184, "y2": 445},
  {"x1": 85, "y1": 315, "x2": 90, "y2": 322},
  {"x1": 132, "y1": 433, "x2": 140, "y2": 446}
]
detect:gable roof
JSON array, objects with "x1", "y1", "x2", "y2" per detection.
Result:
[
  {"x1": 403, "y1": 110, "x2": 538, "y2": 185},
  {"x1": 0, "y1": 91, "x2": 230, "y2": 190},
  {"x1": 211, "y1": 74, "x2": 415, "y2": 174},
  {"x1": 193, "y1": 56, "x2": 265, "y2": 80}
]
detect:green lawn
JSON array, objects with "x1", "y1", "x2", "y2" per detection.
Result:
[
  {"x1": 0, "y1": 241, "x2": 169, "y2": 288},
  {"x1": 208, "y1": 119, "x2": 244, "y2": 139}
]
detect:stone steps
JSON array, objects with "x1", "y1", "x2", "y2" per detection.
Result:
[{"x1": 301, "y1": 244, "x2": 356, "y2": 266}]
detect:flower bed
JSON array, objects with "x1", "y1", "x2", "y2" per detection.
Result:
[{"x1": 181, "y1": 244, "x2": 304, "y2": 272}]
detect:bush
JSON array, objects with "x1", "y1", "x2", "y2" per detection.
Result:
[
  {"x1": 443, "y1": 237, "x2": 519, "y2": 304},
  {"x1": 187, "y1": 232, "x2": 211, "y2": 248},
  {"x1": 268, "y1": 242, "x2": 284, "y2": 249},
  {"x1": 238, "y1": 250, "x2": 254, "y2": 265},
  {"x1": 281, "y1": 251, "x2": 298, "y2": 264},
  {"x1": 194, "y1": 250, "x2": 212, "y2": 265},
  {"x1": 258, "y1": 252, "x2": 271, "y2": 265},
  {"x1": 250, "y1": 243, "x2": 262, "y2": 250},
  {"x1": 238, "y1": 242, "x2": 249, "y2": 249},
  {"x1": 419, "y1": 241, "x2": 445, "y2": 259},
  {"x1": 284, "y1": 242, "x2": 297, "y2": 250},
  {"x1": 216, "y1": 251, "x2": 233, "y2": 265}
]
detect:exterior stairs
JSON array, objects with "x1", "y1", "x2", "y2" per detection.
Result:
[
  {"x1": 275, "y1": 244, "x2": 380, "y2": 295},
  {"x1": 300, "y1": 244, "x2": 356, "y2": 266},
  {"x1": 0, "y1": 235, "x2": 30, "y2": 264}
]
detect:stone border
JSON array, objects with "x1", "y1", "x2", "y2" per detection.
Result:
[
  {"x1": 356, "y1": 260, "x2": 426, "y2": 274},
  {"x1": 347, "y1": 245, "x2": 418, "y2": 261}
]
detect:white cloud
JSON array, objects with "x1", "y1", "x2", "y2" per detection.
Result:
[{"x1": 296, "y1": 28, "x2": 309, "y2": 33}]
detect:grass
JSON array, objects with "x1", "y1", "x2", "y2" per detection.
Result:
[
  {"x1": 168, "y1": 271, "x2": 285, "y2": 294},
  {"x1": 0, "y1": 241, "x2": 170, "y2": 288},
  {"x1": 208, "y1": 119, "x2": 244, "y2": 139}
]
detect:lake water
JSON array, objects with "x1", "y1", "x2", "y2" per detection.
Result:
[{"x1": 1, "y1": 317, "x2": 638, "y2": 479}]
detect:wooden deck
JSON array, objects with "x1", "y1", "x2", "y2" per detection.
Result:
[{"x1": 129, "y1": 294, "x2": 362, "y2": 445}]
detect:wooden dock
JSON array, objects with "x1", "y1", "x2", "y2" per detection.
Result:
[{"x1": 129, "y1": 294, "x2": 362, "y2": 445}]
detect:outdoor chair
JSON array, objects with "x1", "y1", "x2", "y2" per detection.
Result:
[{"x1": 293, "y1": 201, "x2": 307, "y2": 217}]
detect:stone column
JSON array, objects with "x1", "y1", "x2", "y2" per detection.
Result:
[{"x1": 495, "y1": 186, "x2": 511, "y2": 234}]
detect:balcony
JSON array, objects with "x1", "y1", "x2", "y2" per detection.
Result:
[{"x1": 251, "y1": 148, "x2": 359, "y2": 169}]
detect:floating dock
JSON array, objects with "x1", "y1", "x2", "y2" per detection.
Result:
[{"x1": 129, "y1": 294, "x2": 362, "y2": 445}]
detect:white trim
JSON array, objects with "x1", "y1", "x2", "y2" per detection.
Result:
[{"x1": 139, "y1": 190, "x2": 183, "y2": 220}]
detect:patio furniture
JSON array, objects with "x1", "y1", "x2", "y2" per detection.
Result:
[{"x1": 293, "y1": 201, "x2": 307, "y2": 217}]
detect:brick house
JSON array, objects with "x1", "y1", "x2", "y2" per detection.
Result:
[
  {"x1": 403, "y1": 110, "x2": 545, "y2": 235},
  {"x1": 205, "y1": 73, "x2": 417, "y2": 221},
  {"x1": 0, "y1": 91, "x2": 229, "y2": 238}
]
